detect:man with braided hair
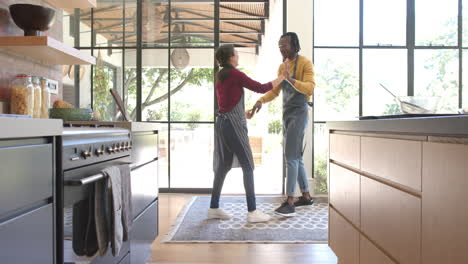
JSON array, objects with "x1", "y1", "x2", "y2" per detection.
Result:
[{"x1": 248, "y1": 32, "x2": 315, "y2": 217}]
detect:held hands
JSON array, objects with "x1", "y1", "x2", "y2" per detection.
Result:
[
  {"x1": 246, "y1": 101, "x2": 262, "y2": 119},
  {"x1": 282, "y1": 59, "x2": 294, "y2": 84},
  {"x1": 247, "y1": 59, "x2": 292, "y2": 120},
  {"x1": 271, "y1": 75, "x2": 285, "y2": 88}
]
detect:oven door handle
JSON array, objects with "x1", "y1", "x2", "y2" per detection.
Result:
[{"x1": 64, "y1": 163, "x2": 135, "y2": 186}]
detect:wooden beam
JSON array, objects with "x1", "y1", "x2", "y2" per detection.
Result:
[
  {"x1": 223, "y1": 21, "x2": 261, "y2": 33},
  {"x1": 219, "y1": 4, "x2": 263, "y2": 18}
]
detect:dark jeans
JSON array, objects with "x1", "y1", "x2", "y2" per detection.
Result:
[{"x1": 210, "y1": 118, "x2": 256, "y2": 212}]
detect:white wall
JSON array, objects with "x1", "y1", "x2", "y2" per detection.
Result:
[
  {"x1": 253, "y1": 0, "x2": 284, "y2": 82},
  {"x1": 287, "y1": 0, "x2": 314, "y2": 190}
]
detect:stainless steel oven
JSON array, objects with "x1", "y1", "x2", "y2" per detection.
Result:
[{"x1": 57, "y1": 127, "x2": 132, "y2": 264}]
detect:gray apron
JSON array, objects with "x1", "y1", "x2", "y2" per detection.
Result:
[
  {"x1": 283, "y1": 56, "x2": 309, "y2": 160},
  {"x1": 213, "y1": 93, "x2": 254, "y2": 172}
]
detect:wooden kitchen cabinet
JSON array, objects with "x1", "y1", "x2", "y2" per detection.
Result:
[
  {"x1": 330, "y1": 134, "x2": 360, "y2": 169},
  {"x1": 328, "y1": 116, "x2": 468, "y2": 264},
  {"x1": 360, "y1": 176, "x2": 421, "y2": 264},
  {"x1": 329, "y1": 163, "x2": 360, "y2": 227},
  {"x1": 422, "y1": 142, "x2": 468, "y2": 264},
  {"x1": 361, "y1": 136, "x2": 422, "y2": 191},
  {"x1": 360, "y1": 235, "x2": 395, "y2": 264},
  {"x1": 329, "y1": 207, "x2": 360, "y2": 264}
]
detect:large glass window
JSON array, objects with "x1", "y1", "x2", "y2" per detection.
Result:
[
  {"x1": 314, "y1": 0, "x2": 466, "y2": 195},
  {"x1": 93, "y1": 4, "x2": 132, "y2": 48},
  {"x1": 416, "y1": 0, "x2": 458, "y2": 46},
  {"x1": 363, "y1": 49, "x2": 407, "y2": 116},
  {"x1": 464, "y1": 50, "x2": 468, "y2": 107},
  {"x1": 170, "y1": 124, "x2": 214, "y2": 188},
  {"x1": 141, "y1": 50, "x2": 170, "y2": 121},
  {"x1": 169, "y1": 49, "x2": 214, "y2": 122},
  {"x1": 158, "y1": 124, "x2": 169, "y2": 188},
  {"x1": 314, "y1": 0, "x2": 359, "y2": 46},
  {"x1": 142, "y1": 0, "x2": 168, "y2": 48},
  {"x1": 314, "y1": 48, "x2": 359, "y2": 121},
  {"x1": 93, "y1": 49, "x2": 136, "y2": 121},
  {"x1": 71, "y1": 0, "x2": 276, "y2": 192},
  {"x1": 170, "y1": 2, "x2": 214, "y2": 48},
  {"x1": 313, "y1": 123, "x2": 328, "y2": 195},
  {"x1": 414, "y1": 49, "x2": 459, "y2": 113},
  {"x1": 363, "y1": 0, "x2": 406, "y2": 46},
  {"x1": 464, "y1": 0, "x2": 468, "y2": 46}
]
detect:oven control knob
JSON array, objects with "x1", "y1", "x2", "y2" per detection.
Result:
[
  {"x1": 95, "y1": 149, "x2": 104, "y2": 156},
  {"x1": 82, "y1": 151, "x2": 92, "y2": 159},
  {"x1": 107, "y1": 147, "x2": 114, "y2": 153}
]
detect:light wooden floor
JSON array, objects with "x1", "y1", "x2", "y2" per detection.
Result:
[{"x1": 148, "y1": 194, "x2": 338, "y2": 264}]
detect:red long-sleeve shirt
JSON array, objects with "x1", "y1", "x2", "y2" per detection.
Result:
[{"x1": 216, "y1": 68, "x2": 273, "y2": 113}]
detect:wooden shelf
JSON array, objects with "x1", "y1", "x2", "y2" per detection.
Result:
[
  {"x1": 45, "y1": 0, "x2": 96, "y2": 8},
  {"x1": 0, "y1": 36, "x2": 96, "y2": 65}
]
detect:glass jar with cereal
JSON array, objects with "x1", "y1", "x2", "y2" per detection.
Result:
[{"x1": 10, "y1": 74, "x2": 33, "y2": 116}]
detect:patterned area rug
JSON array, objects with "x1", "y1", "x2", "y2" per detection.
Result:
[{"x1": 163, "y1": 196, "x2": 328, "y2": 243}]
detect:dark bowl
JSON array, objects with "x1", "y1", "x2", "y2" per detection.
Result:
[{"x1": 9, "y1": 4, "x2": 56, "y2": 36}]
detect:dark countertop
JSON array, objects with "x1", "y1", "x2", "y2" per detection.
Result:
[{"x1": 327, "y1": 115, "x2": 468, "y2": 136}]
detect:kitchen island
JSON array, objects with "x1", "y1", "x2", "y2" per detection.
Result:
[{"x1": 327, "y1": 115, "x2": 468, "y2": 264}]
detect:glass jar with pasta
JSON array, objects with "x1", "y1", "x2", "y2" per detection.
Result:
[
  {"x1": 10, "y1": 74, "x2": 33, "y2": 116},
  {"x1": 32, "y1": 76, "x2": 42, "y2": 118},
  {"x1": 40, "y1": 78, "x2": 50, "y2": 118}
]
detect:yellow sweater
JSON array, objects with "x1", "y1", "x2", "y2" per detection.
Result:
[{"x1": 258, "y1": 55, "x2": 315, "y2": 104}]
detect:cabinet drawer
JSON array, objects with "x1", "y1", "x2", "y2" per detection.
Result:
[
  {"x1": 118, "y1": 253, "x2": 130, "y2": 264},
  {"x1": 131, "y1": 200, "x2": 158, "y2": 264},
  {"x1": 131, "y1": 160, "x2": 158, "y2": 219},
  {"x1": 0, "y1": 144, "x2": 53, "y2": 216},
  {"x1": 329, "y1": 163, "x2": 360, "y2": 227},
  {"x1": 360, "y1": 235, "x2": 395, "y2": 264},
  {"x1": 330, "y1": 134, "x2": 360, "y2": 169},
  {"x1": 361, "y1": 137, "x2": 421, "y2": 191},
  {"x1": 0, "y1": 204, "x2": 53, "y2": 264},
  {"x1": 329, "y1": 207, "x2": 359, "y2": 264},
  {"x1": 132, "y1": 132, "x2": 158, "y2": 167},
  {"x1": 361, "y1": 176, "x2": 421, "y2": 264},
  {"x1": 422, "y1": 142, "x2": 468, "y2": 264}
]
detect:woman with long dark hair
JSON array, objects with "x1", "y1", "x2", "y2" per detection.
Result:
[{"x1": 208, "y1": 44, "x2": 284, "y2": 223}]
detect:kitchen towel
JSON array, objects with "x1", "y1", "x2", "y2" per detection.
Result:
[
  {"x1": 95, "y1": 166, "x2": 123, "y2": 257},
  {"x1": 107, "y1": 166, "x2": 123, "y2": 256},
  {"x1": 119, "y1": 164, "x2": 132, "y2": 241},
  {"x1": 95, "y1": 175, "x2": 110, "y2": 256}
]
